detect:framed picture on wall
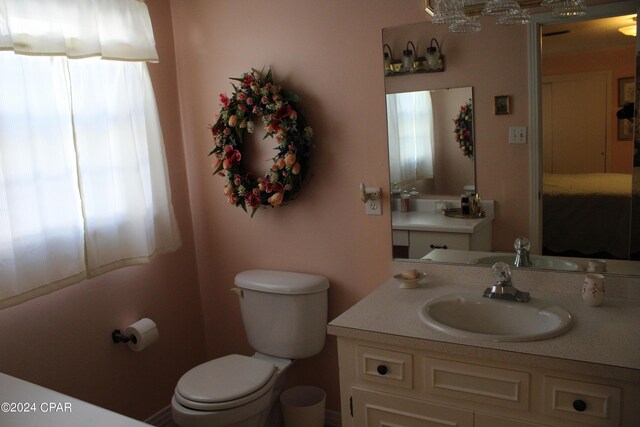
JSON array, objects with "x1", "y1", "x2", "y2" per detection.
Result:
[
  {"x1": 618, "y1": 77, "x2": 634, "y2": 106},
  {"x1": 619, "y1": 117, "x2": 633, "y2": 140},
  {"x1": 494, "y1": 95, "x2": 510, "y2": 115}
]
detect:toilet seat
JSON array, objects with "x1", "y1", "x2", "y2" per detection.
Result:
[{"x1": 174, "y1": 354, "x2": 276, "y2": 411}]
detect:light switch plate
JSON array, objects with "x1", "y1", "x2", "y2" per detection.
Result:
[{"x1": 509, "y1": 127, "x2": 527, "y2": 144}]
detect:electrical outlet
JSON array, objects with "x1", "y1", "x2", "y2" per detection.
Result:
[
  {"x1": 364, "y1": 187, "x2": 382, "y2": 215},
  {"x1": 366, "y1": 198, "x2": 382, "y2": 215},
  {"x1": 509, "y1": 126, "x2": 527, "y2": 144}
]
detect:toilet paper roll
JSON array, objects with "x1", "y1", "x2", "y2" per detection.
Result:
[{"x1": 124, "y1": 318, "x2": 159, "y2": 352}]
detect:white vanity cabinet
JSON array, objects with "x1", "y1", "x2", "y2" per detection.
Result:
[
  {"x1": 402, "y1": 225, "x2": 492, "y2": 259},
  {"x1": 391, "y1": 202, "x2": 494, "y2": 259},
  {"x1": 335, "y1": 337, "x2": 637, "y2": 427}
]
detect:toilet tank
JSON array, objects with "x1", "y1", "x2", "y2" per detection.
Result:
[{"x1": 234, "y1": 270, "x2": 329, "y2": 359}]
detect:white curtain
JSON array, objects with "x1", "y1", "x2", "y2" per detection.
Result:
[
  {"x1": 386, "y1": 91, "x2": 435, "y2": 184},
  {"x1": 0, "y1": 0, "x2": 180, "y2": 309},
  {"x1": 0, "y1": 0, "x2": 158, "y2": 61}
]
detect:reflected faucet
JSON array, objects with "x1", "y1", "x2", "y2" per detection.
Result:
[
  {"x1": 483, "y1": 262, "x2": 530, "y2": 302},
  {"x1": 514, "y1": 237, "x2": 532, "y2": 267}
]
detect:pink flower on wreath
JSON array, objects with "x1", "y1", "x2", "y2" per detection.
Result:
[
  {"x1": 258, "y1": 177, "x2": 267, "y2": 192},
  {"x1": 219, "y1": 93, "x2": 230, "y2": 108},
  {"x1": 261, "y1": 96, "x2": 269, "y2": 105},
  {"x1": 228, "y1": 195, "x2": 238, "y2": 205},
  {"x1": 237, "y1": 92, "x2": 247, "y2": 101},
  {"x1": 222, "y1": 145, "x2": 241, "y2": 169},
  {"x1": 246, "y1": 97, "x2": 254, "y2": 106},
  {"x1": 242, "y1": 74, "x2": 254, "y2": 88},
  {"x1": 247, "y1": 193, "x2": 261, "y2": 209},
  {"x1": 267, "y1": 181, "x2": 284, "y2": 194}
]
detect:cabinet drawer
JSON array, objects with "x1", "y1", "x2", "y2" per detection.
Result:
[
  {"x1": 423, "y1": 357, "x2": 530, "y2": 411},
  {"x1": 356, "y1": 344, "x2": 413, "y2": 390},
  {"x1": 409, "y1": 231, "x2": 470, "y2": 258},
  {"x1": 352, "y1": 387, "x2": 473, "y2": 427},
  {"x1": 543, "y1": 376, "x2": 621, "y2": 426}
]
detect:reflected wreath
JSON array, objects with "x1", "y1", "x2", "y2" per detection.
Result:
[{"x1": 209, "y1": 68, "x2": 313, "y2": 216}]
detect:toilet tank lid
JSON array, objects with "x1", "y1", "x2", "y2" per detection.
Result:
[{"x1": 235, "y1": 270, "x2": 329, "y2": 294}]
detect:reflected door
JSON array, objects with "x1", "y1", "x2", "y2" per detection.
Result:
[{"x1": 542, "y1": 72, "x2": 608, "y2": 173}]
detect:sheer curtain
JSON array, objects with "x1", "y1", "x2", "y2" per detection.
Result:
[
  {"x1": 0, "y1": 0, "x2": 180, "y2": 308},
  {"x1": 386, "y1": 91, "x2": 435, "y2": 184}
]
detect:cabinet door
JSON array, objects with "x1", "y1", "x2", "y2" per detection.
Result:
[
  {"x1": 352, "y1": 387, "x2": 473, "y2": 427},
  {"x1": 475, "y1": 413, "x2": 548, "y2": 427}
]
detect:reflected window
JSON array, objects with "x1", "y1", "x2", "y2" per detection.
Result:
[{"x1": 387, "y1": 91, "x2": 435, "y2": 183}]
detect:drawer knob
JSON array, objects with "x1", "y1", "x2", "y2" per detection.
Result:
[
  {"x1": 430, "y1": 244, "x2": 448, "y2": 249},
  {"x1": 376, "y1": 365, "x2": 388, "y2": 375},
  {"x1": 573, "y1": 399, "x2": 587, "y2": 412}
]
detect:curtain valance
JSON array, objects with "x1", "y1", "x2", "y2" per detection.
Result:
[{"x1": 0, "y1": 0, "x2": 158, "y2": 61}]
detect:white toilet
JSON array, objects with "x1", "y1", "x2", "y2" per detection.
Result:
[{"x1": 171, "y1": 269, "x2": 330, "y2": 427}]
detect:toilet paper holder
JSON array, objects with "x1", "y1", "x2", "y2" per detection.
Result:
[{"x1": 111, "y1": 329, "x2": 137, "y2": 345}]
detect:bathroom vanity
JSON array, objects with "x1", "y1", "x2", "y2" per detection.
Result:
[
  {"x1": 328, "y1": 263, "x2": 640, "y2": 426},
  {"x1": 391, "y1": 200, "x2": 494, "y2": 259}
]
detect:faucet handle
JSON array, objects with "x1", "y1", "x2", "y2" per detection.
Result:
[
  {"x1": 492, "y1": 262, "x2": 512, "y2": 284},
  {"x1": 514, "y1": 237, "x2": 530, "y2": 252}
]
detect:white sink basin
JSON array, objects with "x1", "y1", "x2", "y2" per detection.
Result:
[
  {"x1": 419, "y1": 293, "x2": 572, "y2": 342},
  {"x1": 472, "y1": 255, "x2": 582, "y2": 271}
]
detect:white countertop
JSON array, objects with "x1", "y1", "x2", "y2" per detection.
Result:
[
  {"x1": 392, "y1": 210, "x2": 493, "y2": 233},
  {"x1": 391, "y1": 199, "x2": 494, "y2": 233},
  {"x1": 0, "y1": 373, "x2": 149, "y2": 427},
  {"x1": 328, "y1": 276, "x2": 640, "y2": 382}
]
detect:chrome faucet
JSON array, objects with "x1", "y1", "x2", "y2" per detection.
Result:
[
  {"x1": 514, "y1": 237, "x2": 532, "y2": 267},
  {"x1": 483, "y1": 262, "x2": 530, "y2": 302}
]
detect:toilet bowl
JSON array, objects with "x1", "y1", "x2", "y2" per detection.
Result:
[
  {"x1": 172, "y1": 354, "x2": 292, "y2": 427},
  {"x1": 171, "y1": 270, "x2": 329, "y2": 427}
]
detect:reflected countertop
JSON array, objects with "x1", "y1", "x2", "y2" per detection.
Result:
[{"x1": 391, "y1": 199, "x2": 494, "y2": 233}]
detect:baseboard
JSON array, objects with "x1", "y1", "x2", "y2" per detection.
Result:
[
  {"x1": 145, "y1": 405, "x2": 172, "y2": 426},
  {"x1": 144, "y1": 404, "x2": 341, "y2": 427},
  {"x1": 325, "y1": 409, "x2": 342, "y2": 427}
]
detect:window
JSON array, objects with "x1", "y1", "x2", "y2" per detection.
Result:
[{"x1": 0, "y1": 0, "x2": 180, "y2": 308}]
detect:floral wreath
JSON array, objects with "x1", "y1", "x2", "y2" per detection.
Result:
[
  {"x1": 209, "y1": 68, "x2": 313, "y2": 216},
  {"x1": 453, "y1": 99, "x2": 473, "y2": 158}
]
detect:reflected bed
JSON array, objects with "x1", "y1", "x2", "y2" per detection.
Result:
[{"x1": 543, "y1": 173, "x2": 632, "y2": 259}]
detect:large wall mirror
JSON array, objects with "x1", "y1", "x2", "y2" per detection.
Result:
[{"x1": 384, "y1": 1, "x2": 640, "y2": 276}]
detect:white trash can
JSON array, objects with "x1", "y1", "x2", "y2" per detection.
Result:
[{"x1": 280, "y1": 386, "x2": 326, "y2": 427}]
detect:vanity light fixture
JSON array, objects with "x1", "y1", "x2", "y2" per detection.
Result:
[
  {"x1": 383, "y1": 43, "x2": 401, "y2": 74},
  {"x1": 383, "y1": 39, "x2": 445, "y2": 76},
  {"x1": 425, "y1": 38, "x2": 444, "y2": 71},
  {"x1": 402, "y1": 41, "x2": 416, "y2": 73}
]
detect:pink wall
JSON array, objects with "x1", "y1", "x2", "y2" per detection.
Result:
[
  {"x1": 170, "y1": 0, "x2": 529, "y2": 413},
  {"x1": 542, "y1": 46, "x2": 636, "y2": 174},
  {"x1": 0, "y1": 0, "x2": 534, "y2": 420},
  {"x1": 0, "y1": 0, "x2": 206, "y2": 421}
]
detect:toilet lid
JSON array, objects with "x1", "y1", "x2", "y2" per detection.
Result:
[{"x1": 175, "y1": 354, "x2": 276, "y2": 411}]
